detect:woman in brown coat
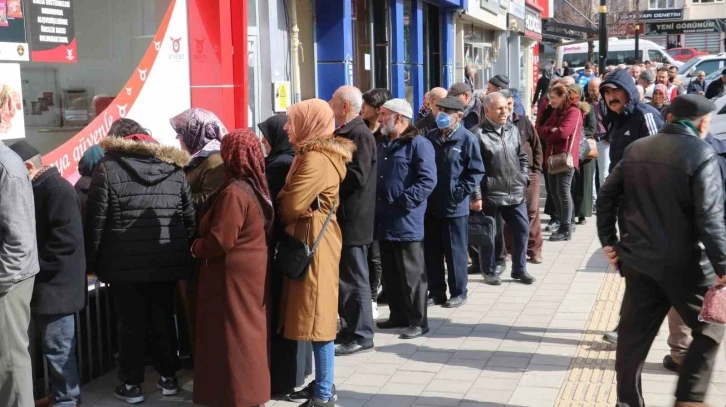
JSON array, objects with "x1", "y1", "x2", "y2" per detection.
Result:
[
  {"x1": 170, "y1": 108, "x2": 227, "y2": 357},
  {"x1": 277, "y1": 99, "x2": 355, "y2": 407},
  {"x1": 191, "y1": 129, "x2": 273, "y2": 407}
]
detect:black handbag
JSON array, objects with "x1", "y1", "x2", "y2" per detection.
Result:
[
  {"x1": 468, "y1": 210, "x2": 495, "y2": 248},
  {"x1": 274, "y1": 202, "x2": 337, "y2": 280}
]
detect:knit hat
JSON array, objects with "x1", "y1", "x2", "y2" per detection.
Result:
[
  {"x1": 489, "y1": 74, "x2": 510, "y2": 89},
  {"x1": 381, "y1": 98, "x2": 413, "y2": 119},
  {"x1": 9, "y1": 140, "x2": 40, "y2": 162}
]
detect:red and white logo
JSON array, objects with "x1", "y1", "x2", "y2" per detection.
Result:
[
  {"x1": 117, "y1": 104, "x2": 128, "y2": 118},
  {"x1": 66, "y1": 48, "x2": 75, "y2": 61},
  {"x1": 154, "y1": 41, "x2": 162, "y2": 51},
  {"x1": 170, "y1": 37, "x2": 182, "y2": 54}
]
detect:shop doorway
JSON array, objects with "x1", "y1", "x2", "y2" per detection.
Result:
[
  {"x1": 353, "y1": 0, "x2": 389, "y2": 92},
  {"x1": 248, "y1": 0, "x2": 261, "y2": 130},
  {"x1": 423, "y1": 2, "x2": 441, "y2": 91}
]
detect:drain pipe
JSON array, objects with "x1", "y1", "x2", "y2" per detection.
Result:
[{"x1": 289, "y1": 0, "x2": 302, "y2": 103}]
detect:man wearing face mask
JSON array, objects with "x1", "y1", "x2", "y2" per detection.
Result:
[
  {"x1": 374, "y1": 99, "x2": 436, "y2": 340},
  {"x1": 424, "y1": 97, "x2": 485, "y2": 308},
  {"x1": 471, "y1": 93, "x2": 535, "y2": 286},
  {"x1": 597, "y1": 94, "x2": 726, "y2": 407}
]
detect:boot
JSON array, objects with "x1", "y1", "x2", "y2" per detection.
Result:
[{"x1": 549, "y1": 225, "x2": 572, "y2": 241}]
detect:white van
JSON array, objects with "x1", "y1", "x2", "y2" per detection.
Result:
[{"x1": 557, "y1": 38, "x2": 682, "y2": 72}]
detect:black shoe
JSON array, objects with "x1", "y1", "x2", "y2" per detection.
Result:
[
  {"x1": 114, "y1": 383, "x2": 144, "y2": 404},
  {"x1": 663, "y1": 355, "x2": 680, "y2": 373},
  {"x1": 377, "y1": 319, "x2": 408, "y2": 329},
  {"x1": 511, "y1": 270, "x2": 536, "y2": 284},
  {"x1": 545, "y1": 218, "x2": 560, "y2": 232},
  {"x1": 484, "y1": 273, "x2": 502, "y2": 285},
  {"x1": 549, "y1": 227, "x2": 572, "y2": 241},
  {"x1": 399, "y1": 326, "x2": 429, "y2": 339},
  {"x1": 443, "y1": 295, "x2": 467, "y2": 308},
  {"x1": 603, "y1": 330, "x2": 618, "y2": 345},
  {"x1": 494, "y1": 263, "x2": 506, "y2": 276},
  {"x1": 156, "y1": 376, "x2": 179, "y2": 396},
  {"x1": 427, "y1": 295, "x2": 447, "y2": 306},
  {"x1": 335, "y1": 340, "x2": 374, "y2": 356},
  {"x1": 288, "y1": 382, "x2": 338, "y2": 402},
  {"x1": 577, "y1": 217, "x2": 587, "y2": 225}
]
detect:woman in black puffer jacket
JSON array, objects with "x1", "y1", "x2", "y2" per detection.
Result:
[{"x1": 85, "y1": 118, "x2": 195, "y2": 403}]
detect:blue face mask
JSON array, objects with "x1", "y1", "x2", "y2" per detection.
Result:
[{"x1": 436, "y1": 112, "x2": 452, "y2": 129}]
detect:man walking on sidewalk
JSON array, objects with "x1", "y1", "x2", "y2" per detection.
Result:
[
  {"x1": 330, "y1": 86, "x2": 377, "y2": 356},
  {"x1": 374, "y1": 99, "x2": 436, "y2": 339},
  {"x1": 0, "y1": 140, "x2": 40, "y2": 407},
  {"x1": 597, "y1": 95, "x2": 726, "y2": 407},
  {"x1": 10, "y1": 141, "x2": 85, "y2": 407}
]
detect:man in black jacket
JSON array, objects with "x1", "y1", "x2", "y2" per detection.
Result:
[
  {"x1": 9, "y1": 141, "x2": 85, "y2": 407},
  {"x1": 471, "y1": 93, "x2": 535, "y2": 287},
  {"x1": 449, "y1": 82, "x2": 482, "y2": 130},
  {"x1": 86, "y1": 120, "x2": 196, "y2": 403},
  {"x1": 597, "y1": 95, "x2": 726, "y2": 407},
  {"x1": 330, "y1": 86, "x2": 377, "y2": 356},
  {"x1": 705, "y1": 68, "x2": 726, "y2": 100},
  {"x1": 415, "y1": 87, "x2": 448, "y2": 133}
]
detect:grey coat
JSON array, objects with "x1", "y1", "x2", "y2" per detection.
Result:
[{"x1": 0, "y1": 142, "x2": 39, "y2": 293}]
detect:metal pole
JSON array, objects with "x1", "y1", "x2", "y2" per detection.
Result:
[
  {"x1": 599, "y1": 0, "x2": 608, "y2": 75},
  {"x1": 289, "y1": 0, "x2": 302, "y2": 103},
  {"x1": 634, "y1": 23, "x2": 640, "y2": 62}
]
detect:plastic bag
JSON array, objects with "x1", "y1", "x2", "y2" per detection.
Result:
[{"x1": 698, "y1": 285, "x2": 726, "y2": 325}]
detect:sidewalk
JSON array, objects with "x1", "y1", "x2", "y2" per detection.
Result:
[{"x1": 80, "y1": 217, "x2": 726, "y2": 407}]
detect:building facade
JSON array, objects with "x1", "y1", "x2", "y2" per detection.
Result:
[{"x1": 639, "y1": 0, "x2": 726, "y2": 52}]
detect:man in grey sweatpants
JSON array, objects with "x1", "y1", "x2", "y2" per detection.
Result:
[{"x1": 0, "y1": 140, "x2": 40, "y2": 407}]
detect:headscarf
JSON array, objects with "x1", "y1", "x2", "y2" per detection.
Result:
[
  {"x1": 286, "y1": 99, "x2": 335, "y2": 144},
  {"x1": 220, "y1": 129, "x2": 273, "y2": 226},
  {"x1": 170, "y1": 108, "x2": 227, "y2": 157},
  {"x1": 653, "y1": 84, "x2": 668, "y2": 103},
  {"x1": 257, "y1": 114, "x2": 294, "y2": 165},
  {"x1": 78, "y1": 145, "x2": 105, "y2": 177}
]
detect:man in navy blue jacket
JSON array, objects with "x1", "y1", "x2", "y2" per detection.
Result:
[
  {"x1": 374, "y1": 99, "x2": 437, "y2": 339},
  {"x1": 424, "y1": 97, "x2": 485, "y2": 308}
]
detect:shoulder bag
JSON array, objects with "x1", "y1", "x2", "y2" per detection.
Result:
[
  {"x1": 274, "y1": 201, "x2": 336, "y2": 280},
  {"x1": 547, "y1": 114, "x2": 581, "y2": 174}
]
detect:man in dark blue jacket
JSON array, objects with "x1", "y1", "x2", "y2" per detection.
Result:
[
  {"x1": 424, "y1": 97, "x2": 485, "y2": 308},
  {"x1": 374, "y1": 99, "x2": 437, "y2": 339}
]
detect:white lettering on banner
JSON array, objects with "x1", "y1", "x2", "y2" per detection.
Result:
[
  {"x1": 32, "y1": 0, "x2": 71, "y2": 7},
  {"x1": 525, "y1": 13, "x2": 541, "y2": 34},
  {"x1": 40, "y1": 7, "x2": 63, "y2": 15},
  {"x1": 37, "y1": 16, "x2": 68, "y2": 25}
]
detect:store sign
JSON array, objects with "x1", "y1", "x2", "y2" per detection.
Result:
[
  {"x1": 509, "y1": 0, "x2": 525, "y2": 20},
  {"x1": 480, "y1": 0, "x2": 500, "y2": 14},
  {"x1": 624, "y1": 9, "x2": 683, "y2": 21},
  {"x1": 28, "y1": 0, "x2": 76, "y2": 63},
  {"x1": 0, "y1": 63, "x2": 25, "y2": 140},
  {"x1": 508, "y1": 14, "x2": 525, "y2": 34},
  {"x1": 645, "y1": 19, "x2": 726, "y2": 35},
  {"x1": 525, "y1": 8, "x2": 542, "y2": 40},
  {"x1": 0, "y1": 0, "x2": 29, "y2": 61}
]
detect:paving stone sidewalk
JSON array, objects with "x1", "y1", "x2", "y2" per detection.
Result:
[{"x1": 80, "y1": 217, "x2": 726, "y2": 407}]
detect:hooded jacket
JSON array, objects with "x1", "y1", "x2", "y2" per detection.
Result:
[
  {"x1": 597, "y1": 123, "x2": 726, "y2": 283},
  {"x1": 75, "y1": 145, "x2": 105, "y2": 223},
  {"x1": 375, "y1": 125, "x2": 437, "y2": 242},
  {"x1": 600, "y1": 68, "x2": 664, "y2": 170},
  {"x1": 0, "y1": 141, "x2": 39, "y2": 293},
  {"x1": 85, "y1": 136, "x2": 196, "y2": 283}
]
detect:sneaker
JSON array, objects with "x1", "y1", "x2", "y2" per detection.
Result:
[
  {"x1": 372, "y1": 300, "x2": 379, "y2": 320},
  {"x1": 114, "y1": 383, "x2": 144, "y2": 404},
  {"x1": 157, "y1": 376, "x2": 179, "y2": 396},
  {"x1": 603, "y1": 330, "x2": 618, "y2": 345},
  {"x1": 301, "y1": 394, "x2": 337, "y2": 406},
  {"x1": 335, "y1": 340, "x2": 374, "y2": 356},
  {"x1": 288, "y1": 381, "x2": 338, "y2": 403}
]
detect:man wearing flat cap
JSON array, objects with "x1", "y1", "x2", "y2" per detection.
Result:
[
  {"x1": 487, "y1": 74, "x2": 525, "y2": 116},
  {"x1": 596, "y1": 94, "x2": 726, "y2": 407},
  {"x1": 9, "y1": 140, "x2": 85, "y2": 407},
  {"x1": 448, "y1": 82, "x2": 482, "y2": 130},
  {"x1": 424, "y1": 96, "x2": 485, "y2": 308},
  {"x1": 705, "y1": 68, "x2": 726, "y2": 100},
  {"x1": 637, "y1": 70, "x2": 655, "y2": 101},
  {"x1": 374, "y1": 99, "x2": 437, "y2": 339}
]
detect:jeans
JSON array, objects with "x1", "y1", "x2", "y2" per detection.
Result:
[
  {"x1": 482, "y1": 203, "x2": 529, "y2": 275},
  {"x1": 0, "y1": 277, "x2": 34, "y2": 407},
  {"x1": 35, "y1": 314, "x2": 81, "y2": 407},
  {"x1": 424, "y1": 215, "x2": 469, "y2": 299},
  {"x1": 595, "y1": 140, "x2": 611, "y2": 198},
  {"x1": 548, "y1": 169, "x2": 575, "y2": 229},
  {"x1": 312, "y1": 341, "x2": 335, "y2": 400},
  {"x1": 338, "y1": 245, "x2": 374, "y2": 343}
]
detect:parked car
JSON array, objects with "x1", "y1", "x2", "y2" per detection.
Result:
[
  {"x1": 710, "y1": 94, "x2": 726, "y2": 140},
  {"x1": 667, "y1": 47, "x2": 709, "y2": 62},
  {"x1": 678, "y1": 53, "x2": 726, "y2": 86}
]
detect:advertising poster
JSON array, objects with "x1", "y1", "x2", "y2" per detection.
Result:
[
  {"x1": 0, "y1": 0, "x2": 29, "y2": 61},
  {"x1": 0, "y1": 63, "x2": 25, "y2": 140},
  {"x1": 29, "y1": 0, "x2": 77, "y2": 63}
]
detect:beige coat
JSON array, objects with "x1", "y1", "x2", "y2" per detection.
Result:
[{"x1": 278, "y1": 137, "x2": 355, "y2": 341}]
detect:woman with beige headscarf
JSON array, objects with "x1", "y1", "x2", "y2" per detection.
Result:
[{"x1": 277, "y1": 99, "x2": 355, "y2": 407}]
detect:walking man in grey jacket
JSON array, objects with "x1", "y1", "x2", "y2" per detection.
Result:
[{"x1": 0, "y1": 140, "x2": 40, "y2": 407}]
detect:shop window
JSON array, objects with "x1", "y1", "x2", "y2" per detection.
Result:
[
  {"x1": 422, "y1": 3, "x2": 440, "y2": 92},
  {"x1": 353, "y1": 0, "x2": 373, "y2": 92},
  {"x1": 403, "y1": 0, "x2": 413, "y2": 107},
  {"x1": 6, "y1": 0, "x2": 172, "y2": 155},
  {"x1": 691, "y1": 0, "x2": 724, "y2": 3},
  {"x1": 649, "y1": 0, "x2": 675, "y2": 8}
]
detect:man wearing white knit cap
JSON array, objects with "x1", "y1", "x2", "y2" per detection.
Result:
[{"x1": 374, "y1": 98, "x2": 437, "y2": 339}]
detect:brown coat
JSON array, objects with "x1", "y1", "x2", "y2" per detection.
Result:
[
  {"x1": 278, "y1": 137, "x2": 355, "y2": 342},
  {"x1": 191, "y1": 182, "x2": 271, "y2": 407}
]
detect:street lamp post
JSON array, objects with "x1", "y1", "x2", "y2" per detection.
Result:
[
  {"x1": 635, "y1": 23, "x2": 640, "y2": 63},
  {"x1": 599, "y1": 0, "x2": 608, "y2": 75}
]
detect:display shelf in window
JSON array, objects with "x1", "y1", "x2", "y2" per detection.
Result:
[{"x1": 62, "y1": 89, "x2": 89, "y2": 127}]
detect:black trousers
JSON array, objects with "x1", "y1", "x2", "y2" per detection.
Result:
[
  {"x1": 480, "y1": 203, "x2": 529, "y2": 275},
  {"x1": 379, "y1": 241, "x2": 428, "y2": 329},
  {"x1": 338, "y1": 245, "x2": 374, "y2": 342},
  {"x1": 368, "y1": 240, "x2": 383, "y2": 301},
  {"x1": 617, "y1": 264, "x2": 725, "y2": 406},
  {"x1": 110, "y1": 282, "x2": 179, "y2": 385},
  {"x1": 543, "y1": 169, "x2": 557, "y2": 219},
  {"x1": 424, "y1": 215, "x2": 469, "y2": 299}
]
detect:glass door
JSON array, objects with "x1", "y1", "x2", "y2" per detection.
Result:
[
  {"x1": 353, "y1": 0, "x2": 373, "y2": 92},
  {"x1": 423, "y1": 2, "x2": 440, "y2": 92}
]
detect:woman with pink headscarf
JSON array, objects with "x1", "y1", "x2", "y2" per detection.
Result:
[{"x1": 647, "y1": 84, "x2": 670, "y2": 120}]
